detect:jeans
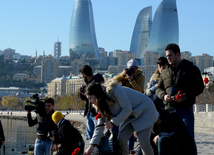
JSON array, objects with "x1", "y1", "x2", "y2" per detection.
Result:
[
  {"x1": 34, "y1": 138, "x2": 53, "y2": 155},
  {"x1": 86, "y1": 112, "x2": 98, "y2": 139},
  {"x1": 175, "y1": 107, "x2": 195, "y2": 138}
]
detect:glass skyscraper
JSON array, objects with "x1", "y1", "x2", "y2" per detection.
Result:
[
  {"x1": 130, "y1": 6, "x2": 152, "y2": 59},
  {"x1": 146, "y1": 0, "x2": 179, "y2": 56},
  {"x1": 69, "y1": 0, "x2": 100, "y2": 60}
]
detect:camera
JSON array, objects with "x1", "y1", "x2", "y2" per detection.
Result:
[
  {"x1": 25, "y1": 94, "x2": 46, "y2": 116},
  {"x1": 125, "y1": 67, "x2": 135, "y2": 76},
  {"x1": 80, "y1": 85, "x2": 86, "y2": 94},
  {"x1": 47, "y1": 130, "x2": 57, "y2": 138}
]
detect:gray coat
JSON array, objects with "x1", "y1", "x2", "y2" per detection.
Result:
[{"x1": 90, "y1": 80, "x2": 159, "y2": 145}]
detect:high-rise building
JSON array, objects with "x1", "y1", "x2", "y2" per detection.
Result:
[
  {"x1": 69, "y1": 0, "x2": 100, "y2": 60},
  {"x1": 146, "y1": 0, "x2": 179, "y2": 56},
  {"x1": 54, "y1": 41, "x2": 61, "y2": 59},
  {"x1": 130, "y1": 6, "x2": 152, "y2": 59},
  {"x1": 195, "y1": 54, "x2": 213, "y2": 72}
]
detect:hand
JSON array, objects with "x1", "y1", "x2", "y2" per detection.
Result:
[
  {"x1": 155, "y1": 83, "x2": 158, "y2": 88},
  {"x1": 84, "y1": 145, "x2": 95, "y2": 155},
  {"x1": 127, "y1": 74, "x2": 134, "y2": 81},
  {"x1": 123, "y1": 68, "x2": 127, "y2": 77},
  {"x1": 52, "y1": 144, "x2": 60, "y2": 151},
  {"x1": 49, "y1": 135, "x2": 55, "y2": 141},
  {"x1": 164, "y1": 95, "x2": 173, "y2": 102},
  {"x1": 104, "y1": 121, "x2": 113, "y2": 130},
  {"x1": 153, "y1": 135, "x2": 160, "y2": 145},
  {"x1": 79, "y1": 87, "x2": 85, "y2": 96}
]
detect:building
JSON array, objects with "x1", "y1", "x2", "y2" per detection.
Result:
[
  {"x1": 54, "y1": 41, "x2": 61, "y2": 59},
  {"x1": 117, "y1": 51, "x2": 135, "y2": 66},
  {"x1": 0, "y1": 87, "x2": 33, "y2": 98},
  {"x1": 130, "y1": 6, "x2": 152, "y2": 59},
  {"x1": 13, "y1": 73, "x2": 29, "y2": 81},
  {"x1": 146, "y1": 0, "x2": 179, "y2": 56},
  {"x1": 41, "y1": 55, "x2": 59, "y2": 83},
  {"x1": 47, "y1": 75, "x2": 84, "y2": 97},
  {"x1": 195, "y1": 54, "x2": 213, "y2": 72},
  {"x1": 3, "y1": 48, "x2": 15, "y2": 58},
  {"x1": 58, "y1": 66, "x2": 72, "y2": 77},
  {"x1": 143, "y1": 52, "x2": 160, "y2": 65},
  {"x1": 69, "y1": 0, "x2": 100, "y2": 60}
]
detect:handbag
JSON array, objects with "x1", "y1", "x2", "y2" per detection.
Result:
[{"x1": 92, "y1": 124, "x2": 122, "y2": 155}]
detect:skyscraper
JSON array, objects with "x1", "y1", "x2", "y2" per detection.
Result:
[
  {"x1": 130, "y1": 6, "x2": 152, "y2": 59},
  {"x1": 69, "y1": 0, "x2": 100, "y2": 60},
  {"x1": 54, "y1": 41, "x2": 61, "y2": 59},
  {"x1": 146, "y1": 0, "x2": 179, "y2": 56}
]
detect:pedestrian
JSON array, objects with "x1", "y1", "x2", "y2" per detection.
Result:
[
  {"x1": 79, "y1": 65, "x2": 104, "y2": 140},
  {"x1": 145, "y1": 57, "x2": 168, "y2": 109},
  {"x1": 27, "y1": 98, "x2": 57, "y2": 155},
  {"x1": 156, "y1": 43, "x2": 204, "y2": 145},
  {"x1": 83, "y1": 80, "x2": 159, "y2": 155},
  {"x1": 50, "y1": 111, "x2": 84, "y2": 155}
]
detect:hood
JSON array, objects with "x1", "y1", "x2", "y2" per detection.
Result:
[
  {"x1": 152, "y1": 69, "x2": 160, "y2": 82},
  {"x1": 136, "y1": 68, "x2": 143, "y2": 75}
]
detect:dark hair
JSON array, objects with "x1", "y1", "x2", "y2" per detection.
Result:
[
  {"x1": 165, "y1": 43, "x2": 180, "y2": 55},
  {"x1": 85, "y1": 82, "x2": 112, "y2": 120},
  {"x1": 45, "y1": 98, "x2": 54, "y2": 105},
  {"x1": 157, "y1": 57, "x2": 168, "y2": 66},
  {"x1": 79, "y1": 65, "x2": 93, "y2": 76}
]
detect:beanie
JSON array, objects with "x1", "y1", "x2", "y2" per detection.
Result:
[{"x1": 52, "y1": 111, "x2": 64, "y2": 123}]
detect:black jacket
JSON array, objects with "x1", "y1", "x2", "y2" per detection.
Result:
[
  {"x1": 54, "y1": 119, "x2": 84, "y2": 154},
  {"x1": 153, "y1": 112, "x2": 197, "y2": 155},
  {"x1": 27, "y1": 110, "x2": 57, "y2": 140},
  {"x1": 0, "y1": 121, "x2": 5, "y2": 141},
  {"x1": 156, "y1": 59, "x2": 204, "y2": 108},
  {"x1": 80, "y1": 73, "x2": 104, "y2": 117}
]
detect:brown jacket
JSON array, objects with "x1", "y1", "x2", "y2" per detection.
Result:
[{"x1": 113, "y1": 69, "x2": 145, "y2": 93}]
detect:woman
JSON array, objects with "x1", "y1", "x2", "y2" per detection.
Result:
[
  {"x1": 84, "y1": 80, "x2": 159, "y2": 155},
  {"x1": 145, "y1": 57, "x2": 168, "y2": 109}
]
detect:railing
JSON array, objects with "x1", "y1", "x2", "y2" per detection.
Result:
[{"x1": 194, "y1": 104, "x2": 214, "y2": 112}]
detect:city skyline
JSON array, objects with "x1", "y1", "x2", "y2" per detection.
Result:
[{"x1": 0, "y1": 0, "x2": 213, "y2": 57}]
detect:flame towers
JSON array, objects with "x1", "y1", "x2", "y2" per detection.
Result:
[
  {"x1": 69, "y1": 0, "x2": 100, "y2": 60},
  {"x1": 130, "y1": 0, "x2": 179, "y2": 58}
]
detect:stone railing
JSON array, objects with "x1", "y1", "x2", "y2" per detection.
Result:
[{"x1": 194, "y1": 104, "x2": 214, "y2": 133}]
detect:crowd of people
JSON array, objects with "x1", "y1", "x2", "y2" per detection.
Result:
[{"x1": 0, "y1": 43, "x2": 204, "y2": 155}]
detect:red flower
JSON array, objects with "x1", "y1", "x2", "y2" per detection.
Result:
[
  {"x1": 175, "y1": 90, "x2": 183, "y2": 99},
  {"x1": 96, "y1": 113, "x2": 102, "y2": 120},
  {"x1": 204, "y1": 78, "x2": 209, "y2": 84},
  {"x1": 178, "y1": 90, "x2": 182, "y2": 94},
  {"x1": 71, "y1": 148, "x2": 81, "y2": 155}
]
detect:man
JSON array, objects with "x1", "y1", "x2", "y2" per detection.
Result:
[
  {"x1": 27, "y1": 98, "x2": 57, "y2": 155},
  {"x1": 79, "y1": 65, "x2": 104, "y2": 140},
  {"x1": 113, "y1": 59, "x2": 145, "y2": 93},
  {"x1": 51, "y1": 111, "x2": 84, "y2": 155},
  {"x1": 113, "y1": 59, "x2": 145, "y2": 153},
  {"x1": 145, "y1": 57, "x2": 168, "y2": 109},
  {"x1": 156, "y1": 43, "x2": 204, "y2": 139}
]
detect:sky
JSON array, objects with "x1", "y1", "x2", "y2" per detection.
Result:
[{"x1": 0, "y1": 0, "x2": 214, "y2": 57}]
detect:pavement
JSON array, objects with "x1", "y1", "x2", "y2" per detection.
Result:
[{"x1": 1, "y1": 111, "x2": 214, "y2": 155}]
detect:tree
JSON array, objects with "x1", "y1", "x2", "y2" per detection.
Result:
[
  {"x1": 1, "y1": 95, "x2": 21, "y2": 109},
  {"x1": 70, "y1": 92, "x2": 85, "y2": 110},
  {"x1": 58, "y1": 94, "x2": 72, "y2": 110}
]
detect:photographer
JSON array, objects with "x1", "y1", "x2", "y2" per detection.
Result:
[
  {"x1": 27, "y1": 98, "x2": 57, "y2": 155},
  {"x1": 113, "y1": 59, "x2": 145, "y2": 93},
  {"x1": 79, "y1": 65, "x2": 104, "y2": 140},
  {"x1": 50, "y1": 111, "x2": 84, "y2": 155}
]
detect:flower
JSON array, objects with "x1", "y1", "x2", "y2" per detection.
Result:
[
  {"x1": 175, "y1": 90, "x2": 184, "y2": 99},
  {"x1": 204, "y1": 77, "x2": 209, "y2": 84},
  {"x1": 71, "y1": 148, "x2": 81, "y2": 155},
  {"x1": 96, "y1": 113, "x2": 102, "y2": 120}
]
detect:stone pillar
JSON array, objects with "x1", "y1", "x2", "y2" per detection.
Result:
[{"x1": 206, "y1": 104, "x2": 213, "y2": 112}]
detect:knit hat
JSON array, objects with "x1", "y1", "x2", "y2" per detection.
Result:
[
  {"x1": 127, "y1": 59, "x2": 139, "y2": 68},
  {"x1": 52, "y1": 111, "x2": 64, "y2": 123}
]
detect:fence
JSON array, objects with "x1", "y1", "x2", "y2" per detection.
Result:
[{"x1": 194, "y1": 104, "x2": 214, "y2": 112}]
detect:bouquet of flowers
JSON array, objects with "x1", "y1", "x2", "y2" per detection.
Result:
[{"x1": 175, "y1": 90, "x2": 184, "y2": 99}]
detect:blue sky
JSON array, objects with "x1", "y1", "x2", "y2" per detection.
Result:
[{"x1": 0, "y1": 0, "x2": 213, "y2": 57}]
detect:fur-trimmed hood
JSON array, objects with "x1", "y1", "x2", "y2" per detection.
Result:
[{"x1": 152, "y1": 69, "x2": 160, "y2": 82}]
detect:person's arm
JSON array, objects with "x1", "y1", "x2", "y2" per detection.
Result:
[
  {"x1": 27, "y1": 112, "x2": 38, "y2": 127},
  {"x1": 112, "y1": 71, "x2": 127, "y2": 84},
  {"x1": 129, "y1": 74, "x2": 145, "y2": 93},
  {"x1": 145, "y1": 76, "x2": 156, "y2": 96},
  {"x1": 156, "y1": 74, "x2": 167, "y2": 101},
  {"x1": 0, "y1": 121, "x2": 5, "y2": 144}
]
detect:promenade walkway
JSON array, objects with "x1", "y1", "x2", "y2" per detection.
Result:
[{"x1": 1, "y1": 111, "x2": 213, "y2": 155}]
